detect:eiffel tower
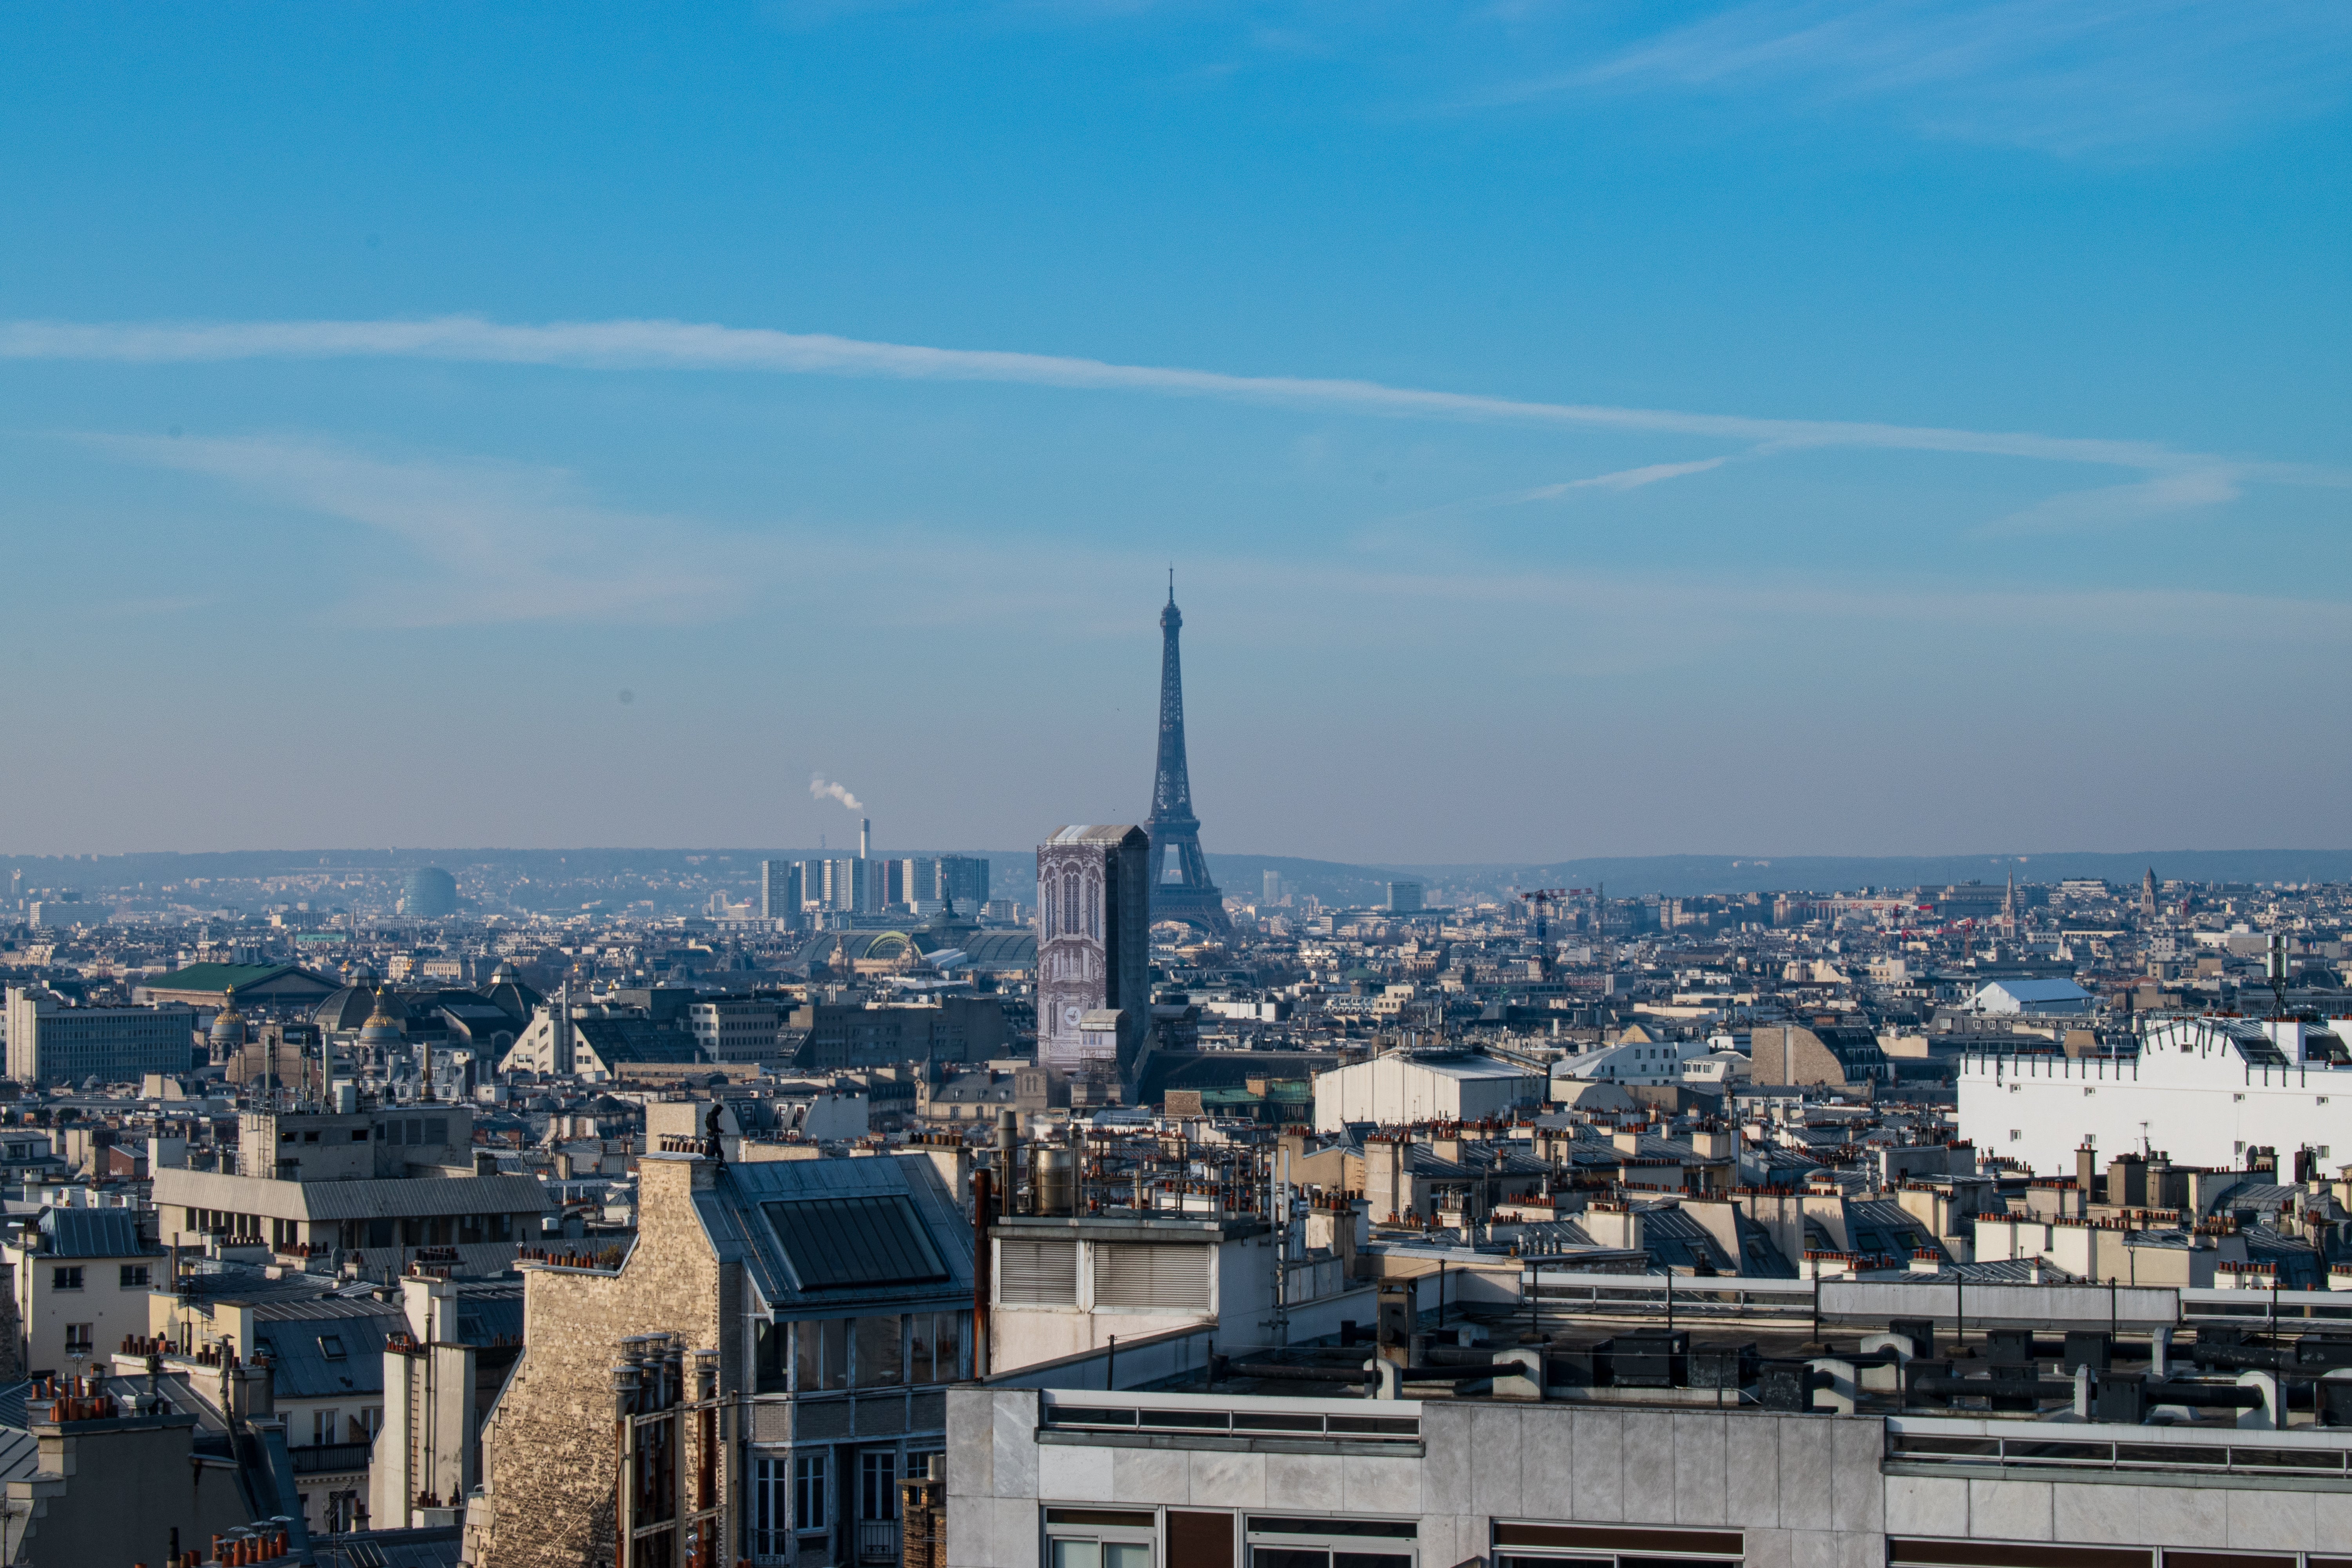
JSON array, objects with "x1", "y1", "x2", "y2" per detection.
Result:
[{"x1": 1145, "y1": 575, "x2": 1232, "y2": 938}]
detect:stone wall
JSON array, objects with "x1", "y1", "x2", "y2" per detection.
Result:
[{"x1": 474, "y1": 1153, "x2": 741, "y2": 1568}]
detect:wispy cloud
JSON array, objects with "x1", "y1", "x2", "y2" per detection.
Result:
[
  {"x1": 1520, "y1": 457, "x2": 1732, "y2": 497},
  {"x1": 1357, "y1": 456, "x2": 1737, "y2": 542},
  {"x1": 1523, "y1": 0, "x2": 2352, "y2": 154},
  {"x1": 87, "y1": 434, "x2": 763, "y2": 626},
  {"x1": 748, "y1": 2, "x2": 2352, "y2": 155},
  {"x1": 13, "y1": 316, "x2": 2341, "y2": 517},
  {"x1": 1984, "y1": 468, "x2": 2241, "y2": 534}
]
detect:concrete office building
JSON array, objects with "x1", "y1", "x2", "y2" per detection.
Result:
[
  {"x1": 691, "y1": 997, "x2": 788, "y2": 1064},
  {"x1": 4, "y1": 985, "x2": 197, "y2": 1086},
  {"x1": 152, "y1": 1103, "x2": 549, "y2": 1278},
  {"x1": 1037, "y1": 826, "x2": 1151, "y2": 1082},
  {"x1": 791, "y1": 995, "x2": 1007, "y2": 1069},
  {"x1": 25, "y1": 900, "x2": 110, "y2": 931},
  {"x1": 946, "y1": 1277, "x2": 2352, "y2": 1568},
  {"x1": 763, "y1": 859, "x2": 808, "y2": 925},
  {"x1": 822, "y1": 857, "x2": 874, "y2": 914},
  {"x1": 941, "y1": 855, "x2": 991, "y2": 914},
  {"x1": 1387, "y1": 881, "x2": 1425, "y2": 913}
]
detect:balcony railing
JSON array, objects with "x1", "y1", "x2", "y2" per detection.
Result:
[
  {"x1": 290, "y1": 1441, "x2": 376, "y2": 1475},
  {"x1": 857, "y1": 1518, "x2": 900, "y2": 1563}
]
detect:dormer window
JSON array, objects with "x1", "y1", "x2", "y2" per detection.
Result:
[{"x1": 318, "y1": 1335, "x2": 346, "y2": 1360}]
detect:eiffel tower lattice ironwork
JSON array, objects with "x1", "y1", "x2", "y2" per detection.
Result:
[{"x1": 1145, "y1": 575, "x2": 1232, "y2": 937}]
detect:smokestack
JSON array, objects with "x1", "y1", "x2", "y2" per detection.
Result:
[
  {"x1": 996, "y1": 1108, "x2": 1020, "y2": 1219},
  {"x1": 860, "y1": 818, "x2": 871, "y2": 858}
]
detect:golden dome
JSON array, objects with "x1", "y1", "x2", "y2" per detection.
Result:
[{"x1": 358, "y1": 987, "x2": 407, "y2": 1041}]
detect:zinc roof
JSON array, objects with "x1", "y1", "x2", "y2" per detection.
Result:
[
  {"x1": 154, "y1": 1169, "x2": 552, "y2": 1222},
  {"x1": 255, "y1": 1307, "x2": 400, "y2": 1399},
  {"x1": 38, "y1": 1206, "x2": 158, "y2": 1258}
]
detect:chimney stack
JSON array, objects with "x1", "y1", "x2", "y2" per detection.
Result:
[{"x1": 860, "y1": 818, "x2": 872, "y2": 858}]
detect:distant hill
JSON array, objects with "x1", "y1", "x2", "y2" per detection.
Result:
[{"x1": 11, "y1": 845, "x2": 2352, "y2": 908}]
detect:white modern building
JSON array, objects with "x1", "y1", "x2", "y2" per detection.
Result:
[
  {"x1": 1550, "y1": 1036, "x2": 1720, "y2": 1089},
  {"x1": 1957, "y1": 1015, "x2": 2352, "y2": 1174},
  {"x1": 1312, "y1": 1052, "x2": 1545, "y2": 1132},
  {"x1": 1968, "y1": 978, "x2": 2094, "y2": 1016}
]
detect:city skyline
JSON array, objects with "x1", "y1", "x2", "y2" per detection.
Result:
[{"x1": 3, "y1": 5, "x2": 2347, "y2": 860}]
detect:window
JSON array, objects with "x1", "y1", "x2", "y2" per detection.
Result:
[
  {"x1": 794, "y1": 1451, "x2": 829, "y2": 1533},
  {"x1": 120, "y1": 1264, "x2": 150, "y2": 1288},
  {"x1": 51, "y1": 1267, "x2": 83, "y2": 1291},
  {"x1": 318, "y1": 1335, "x2": 347, "y2": 1361},
  {"x1": 354, "y1": 1406, "x2": 382, "y2": 1441},
  {"x1": 64, "y1": 1323, "x2": 93, "y2": 1353},
  {"x1": 313, "y1": 1408, "x2": 340, "y2": 1445},
  {"x1": 797, "y1": 1319, "x2": 848, "y2": 1392},
  {"x1": 909, "y1": 1312, "x2": 965, "y2": 1385},
  {"x1": 854, "y1": 1316, "x2": 904, "y2": 1388},
  {"x1": 754, "y1": 1455, "x2": 793, "y2": 1559},
  {"x1": 1247, "y1": 1515, "x2": 1417, "y2": 1568},
  {"x1": 859, "y1": 1450, "x2": 897, "y2": 1521},
  {"x1": 1490, "y1": 1521, "x2": 1739, "y2": 1568},
  {"x1": 755, "y1": 1321, "x2": 789, "y2": 1394},
  {"x1": 1047, "y1": 1509, "x2": 1158, "y2": 1568}
]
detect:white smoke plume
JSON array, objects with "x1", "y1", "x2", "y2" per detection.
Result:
[{"x1": 809, "y1": 774, "x2": 863, "y2": 812}]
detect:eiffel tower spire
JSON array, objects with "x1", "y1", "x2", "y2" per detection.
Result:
[{"x1": 1146, "y1": 575, "x2": 1231, "y2": 937}]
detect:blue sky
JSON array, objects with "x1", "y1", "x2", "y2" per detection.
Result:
[{"x1": 2, "y1": 2, "x2": 2347, "y2": 862}]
